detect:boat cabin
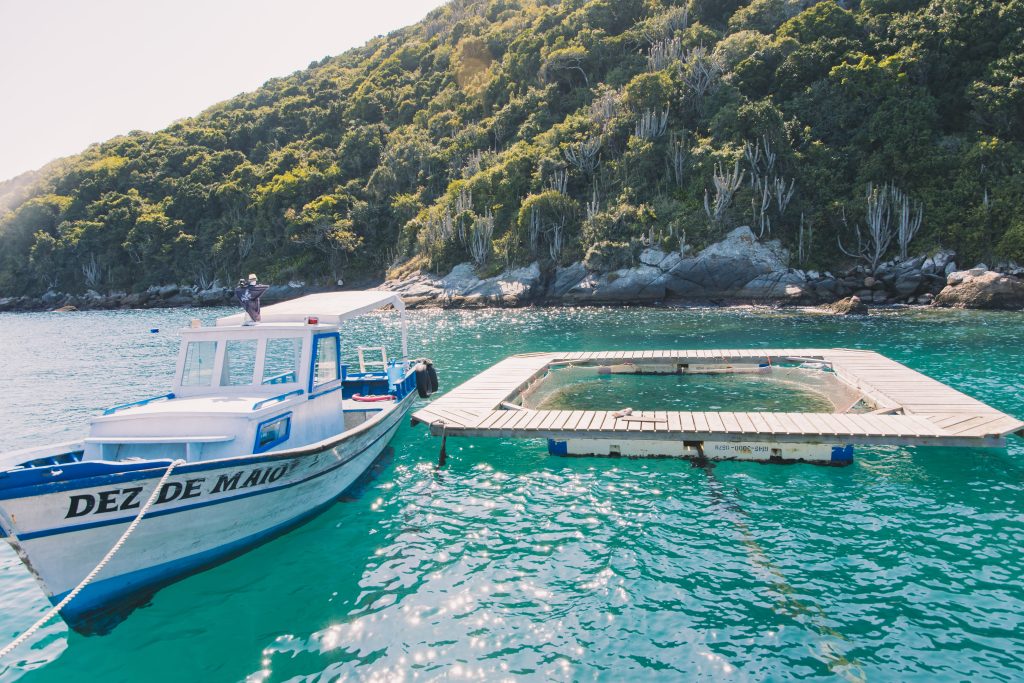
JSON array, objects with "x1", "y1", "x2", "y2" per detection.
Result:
[{"x1": 84, "y1": 292, "x2": 414, "y2": 463}]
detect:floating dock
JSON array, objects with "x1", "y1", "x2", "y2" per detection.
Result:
[{"x1": 411, "y1": 349, "x2": 1024, "y2": 464}]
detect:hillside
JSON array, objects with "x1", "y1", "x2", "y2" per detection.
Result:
[{"x1": 1, "y1": 0, "x2": 1022, "y2": 298}]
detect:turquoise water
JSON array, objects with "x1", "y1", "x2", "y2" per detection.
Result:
[
  {"x1": 531, "y1": 370, "x2": 838, "y2": 413},
  {"x1": 0, "y1": 306, "x2": 1022, "y2": 681}
]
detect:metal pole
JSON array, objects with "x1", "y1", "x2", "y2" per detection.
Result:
[{"x1": 400, "y1": 307, "x2": 408, "y2": 359}]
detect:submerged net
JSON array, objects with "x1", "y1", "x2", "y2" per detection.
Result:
[{"x1": 519, "y1": 364, "x2": 867, "y2": 414}]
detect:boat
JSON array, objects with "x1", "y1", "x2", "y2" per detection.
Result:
[
  {"x1": 412, "y1": 348, "x2": 1023, "y2": 465},
  {"x1": 0, "y1": 290, "x2": 437, "y2": 630}
]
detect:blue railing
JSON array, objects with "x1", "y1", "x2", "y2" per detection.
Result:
[
  {"x1": 103, "y1": 393, "x2": 176, "y2": 415},
  {"x1": 253, "y1": 389, "x2": 304, "y2": 411}
]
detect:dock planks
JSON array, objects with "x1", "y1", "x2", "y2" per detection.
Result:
[{"x1": 411, "y1": 349, "x2": 1024, "y2": 449}]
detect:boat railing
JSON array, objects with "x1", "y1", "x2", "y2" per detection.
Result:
[
  {"x1": 103, "y1": 393, "x2": 176, "y2": 416},
  {"x1": 253, "y1": 389, "x2": 304, "y2": 411},
  {"x1": 262, "y1": 371, "x2": 298, "y2": 385}
]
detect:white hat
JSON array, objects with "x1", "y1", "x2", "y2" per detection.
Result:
[{"x1": 248, "y1": 273, "x2": 258, "y2": 282}]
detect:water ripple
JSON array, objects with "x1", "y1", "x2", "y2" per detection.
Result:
[{"x1": 0, "y1": 307, "x2": 1022, "y2": 681}]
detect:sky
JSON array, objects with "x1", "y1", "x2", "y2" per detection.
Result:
[{"x1": 0, "y1": 0, "x2": 448, "y2": 182}]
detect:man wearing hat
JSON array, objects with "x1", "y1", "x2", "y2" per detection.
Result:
[{"x1": 235, "y1": 273, "x2": 271, "y2": 323}]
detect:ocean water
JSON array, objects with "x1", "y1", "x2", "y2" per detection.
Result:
[
  {"x1": 0, "y1": 305, "x2": 1022, "y2": 682},
  {"x1": 530, "y1": 369, "x2": 839, "y2": 413}
]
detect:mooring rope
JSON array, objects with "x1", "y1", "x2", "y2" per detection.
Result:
[
  {"x1": 0, "y1": 459, "x2": 186, "y2": 660},
  {"x1": 695, "y1": 452, "x2": 864, "y2": 682}
]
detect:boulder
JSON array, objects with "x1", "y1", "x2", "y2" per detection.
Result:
[
  {"x1": 930, "y1": 249, "x2": 956, "y2": 273},
  {"x1": 548, "y1": 263, "x2": 588, "y2": 299},
  {"x1": 198, "y1": 287, "x2": 231, "y2": 305},
  {"x1": 883, "y1": 256, "x2": 930, "y2": 297},
  {"x1": 662, "y1": 227, "x2": 789, "y2": 298},
  {"x1": 736, "y1": 270, "x2": 806, "y2": 299},
  {"x1": 464, "y1": 263, "x2": 542, "y2": 305},
  {"x1": 639, "y1": 247, "x2": 665, "y2": 267},
  {"x1": 823, "y1": 295, "x2": 868, "y2": 315},
  {"x1": 563, "y1": 265, "x2": 665, "y2": 303},
  {"x1": 384, "y1": 261, "x2": 544, "y2": 307},
  {"x1": 933, "y1": 270, "x2": 1024, "y2": 310},
  {"x1": 121, "y1": 292, "x2": 147, "y2": 308},
  {"x1": 52, "y1": 305, "x2": 78, "y2": 312}
]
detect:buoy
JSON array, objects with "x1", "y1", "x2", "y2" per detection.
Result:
[
  {"x1": 149, "y1": 328, "x2": 159, "y2": 334},
  {"x1": 352, "y1": 394, "x2": 394, "y2": 402}
]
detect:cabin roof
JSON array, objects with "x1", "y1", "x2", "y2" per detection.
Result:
[{"x1": 216, "y1": 291, "x2": 404, "y2": 327}]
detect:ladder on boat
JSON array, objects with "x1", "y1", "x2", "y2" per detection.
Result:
[{"x1": 357, "y1": 346, "x2": 388, "y2": 374}]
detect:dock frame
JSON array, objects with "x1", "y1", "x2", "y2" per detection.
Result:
[{"x1": 412, "y1": 349, "x2": 1024, "y2": 462}]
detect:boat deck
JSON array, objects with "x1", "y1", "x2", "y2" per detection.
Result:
[{"x1": 411, "y1": 349, "x2": 1024, "y2": 449}]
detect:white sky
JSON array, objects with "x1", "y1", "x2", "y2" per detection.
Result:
[{"x1": 0, "y1": 0, "x2": 447, "y2": 181}]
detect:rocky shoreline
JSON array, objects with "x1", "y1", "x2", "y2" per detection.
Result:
[
  {"x1": 383, "y1": 227, "x2": 1024, "y2": 312},
  {"x1": 2, "y1": 227, "x2": 1022, "y2": 314}
]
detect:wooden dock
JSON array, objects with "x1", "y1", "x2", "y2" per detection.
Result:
[{"x1": 411, "y1": 349, "x2": 1024, "y2": 455}]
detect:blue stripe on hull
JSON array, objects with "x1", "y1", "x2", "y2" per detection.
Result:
[
  {"x1": 50, "y1": 440, "x2": 390, "y2": 630},
  {"x1": 13, "y1": 397, "x2": 412, "y2": 542},
  {"x1": 38, "y1": 412, "x2": 408, "y2": 630}
]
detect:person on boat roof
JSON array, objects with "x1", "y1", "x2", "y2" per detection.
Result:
[{"x1": 235, "y1": 273, "x2": 270, "y2": 323}]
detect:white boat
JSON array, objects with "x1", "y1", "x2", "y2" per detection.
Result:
[{"x1": 0, "y1": 290, "x2": 436, "y2": 629}]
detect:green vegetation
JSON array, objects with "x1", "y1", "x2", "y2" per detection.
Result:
[{"x1": 1, "y1": 0, "x2": 1022, "y2": 296}]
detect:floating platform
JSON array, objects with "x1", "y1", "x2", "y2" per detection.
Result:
[{"x1": 411, "y1": 349, "x2": 1024, "y2": 465}]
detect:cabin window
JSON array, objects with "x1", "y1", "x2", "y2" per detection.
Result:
[
  {"x1": 181, "y1": 341, "x2": 217, "y2": 386},
  {"x1": 263, "y1": 338, "x2": 303, "y2": 385},
  {"x1": 255, "y1": 413, "x2": 291, "y2": 453},
  {"x1": 311, "y1": 333, "x2": 341, "y2": 389},
  {"x1": 222, "y1": 340, "x2": 258, "y2": 386}
]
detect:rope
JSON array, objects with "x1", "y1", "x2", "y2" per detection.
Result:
[{"x1": 0, "y1": 459, "x2": 185, "y2": 660}]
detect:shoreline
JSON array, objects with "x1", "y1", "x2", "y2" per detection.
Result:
[{"x1": 0, "y1": 294, "x2": 1014, "y2": 315}]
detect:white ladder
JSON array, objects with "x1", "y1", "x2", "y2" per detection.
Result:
[{"x1": 357, "y1": 346, "x2": 388, "y2": 374}]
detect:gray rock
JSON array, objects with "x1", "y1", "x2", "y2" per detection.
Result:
[
  {"x1": 465, "y1": 263, "x2": 542, "y2": 304},
  {"x1": 657, "y1": 251, "x2": 684, "y2": 272},
  {"x1": 165, "y1": 292, "x2": 196, "y2": 307},
  {"x1": 737, "y1": 270, "x2": 806, "y2": 299},
  {"x1": 932, "y1": 249, "x2": 955, "y2": 271},
  {"x1": 156, "y1": 284, "x2": 178, "y2": 298},
  {"x1": 944, "y1": 261, "x2": 957, "y2": 275},
  {"x1": 549, "y1": 263, "x2": 588, "y2": 298},
  {"x1": 121, "y1": 292, "x2": 147, "y2": 308},
  {"x1": 565, "y1": 265, "x2": 665, "y2": 303},
  {"x1": 662, "y1": 227, "x2": 790, "y2": 298},
  {"x1": 639, "y1": 248, "x2": 666, "y2": 267},
  {"x1": 440, "y1": 263, "x2": 480, "y2": 293},
  {"x1": 198, "y1": 287, "x2": 230, "y2": 304},
  {"x1": 41, "y1": 290, "x2": 62, "y2": 305}
]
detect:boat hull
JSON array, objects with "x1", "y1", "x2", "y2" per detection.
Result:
[{"x1": 0, "y1": 393, "x2": 412, "y2": 628}]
